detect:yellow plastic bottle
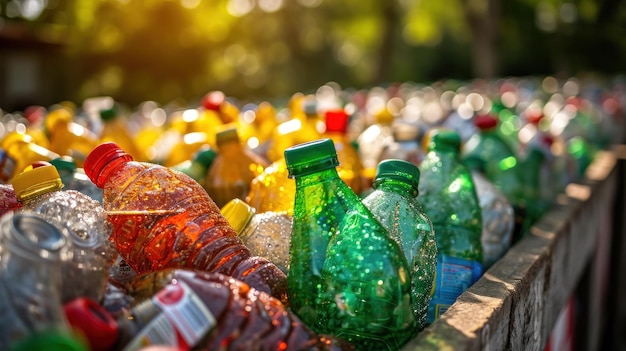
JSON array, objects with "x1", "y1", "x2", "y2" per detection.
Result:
[
  {"x1": 266, "y1": 95, "x2": 324, "y2": 162},
  {"x1": 98, "y1": 106, "x2": 145, "y2": 162},
  {"x1": 204, "y1": 126, "x2": 270, "y2": 208},
  {"x1": 245, "y1": 157, "x2": 295, "y2": 216},
  {"x1": 45, "y1": 106, "x2": 99, "y2": 167},
  {"x1": 1, "y1": 131, "x2": 60, "y2": 179}
]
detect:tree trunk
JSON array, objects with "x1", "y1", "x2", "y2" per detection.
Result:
[{"x1": 462, "y1": 0, "x2": 500, "y2": 79}]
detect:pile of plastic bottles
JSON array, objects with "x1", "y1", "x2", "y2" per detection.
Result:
[{"x1": 0, "y1": 76, "x2": 623, "y2": 350}]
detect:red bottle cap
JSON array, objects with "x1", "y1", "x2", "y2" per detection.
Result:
[
  {"x1": 474, "y1": 114, "x2": 498, "y2": 130},
  {"x1": 324, "y1": 109, "x2": 349, "y2": 133},
  {"x1": 201, "y1": 91, "x2": 225, "y2": 111},
  {"x1": 64, "y1": 297, "x2": 119, "y2": 351},
  {"x1": 84, "y1": 142, "x2": 133, "y2": 188}
]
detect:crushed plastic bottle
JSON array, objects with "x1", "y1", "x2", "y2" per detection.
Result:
[
  {"x1": 83, "y1": 142, "x2": 288, "y2": 302},
  {"x1": 362, "y1": 159, "x2": 438, "y2": 330},
  {"x1": 418, "y1": 129, "x2": 483, "y2": 324},
  {"x1": 11, "y1": 163, "x2": 115, "y2": 303},
  {"x1": 64, "y1": 269, "x2": 354, "y2": 351},
  {"x1": 0, "y1": 212, "x2": 71, "y2": 349},
  {"x1": 221, "y1": 198, "x2": 292, "y2": 274},
  {"x1": 285, "y1": 138, "x2": 416, "y2": 350}
]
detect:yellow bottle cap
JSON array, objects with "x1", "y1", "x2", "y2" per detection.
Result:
[
  {"x1": 220, "y1": 198, "x2": 255, "y2": 235},
  {"x1": 374, "y1": 107, "x2": 394, "y2": 125},
  {"x1": 11, "y1": 164, "x2": 64, "y2": 202}
]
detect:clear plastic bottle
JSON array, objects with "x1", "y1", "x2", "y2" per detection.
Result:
[
  {"x1": 463, "y1": 156, "x2": 514, "y2": 270},
  {"x1": 83, "y1": 142, "x2": 288, "y2": 302},
  {"x1": 0, "y1": 212, "x2": 71, "y2": 349},
  {"x1": 64, "y1": 269, "x2": 352, "y2": 351},
  {"x1": 204, "y1": 126, "x2": 270, "y2": 208},
  {"x1": 221, "y1": 198, "x2": 292, "y2": 274},
  {"x1": 49, "y1": 156, "x2": 103, "y2": 204},
  {"x1": 356, "y1": 107, "x2": 396, "y2": 185},
  {"x1": 418, "y1": 129, "x2": 483, "y2": 324},
  {"x1": 11, "y1": 163, "x2": 115, "y2": 303},
  {"x1": 362, "y1": 159, "x2": 438, "y2": 330},
  {"x1": 285, "y1": 138, "x2": 416, "y2": 349}
]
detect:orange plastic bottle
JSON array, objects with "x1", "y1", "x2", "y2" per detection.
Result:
[{"x1": 83, "y1": 142, "x2": 288, "y2": 302}]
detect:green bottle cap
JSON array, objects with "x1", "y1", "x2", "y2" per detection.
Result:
[
  {"x1": 373, "y1": 159, "x2": 420, "y2": 193},
  {"x1": 284, "y1": 138, "x2": 339, "y2": 178},
  {"x1": 193, "y1": 147, "x2": 217, "y2": 168},
  {"x1": 99, "y1": 106, "x2": 117, "y2": 121},
  {"x1": 427, "y1": 129, "x2": 461, "y2": 152},
  {"x1": 49, "y1": 156, "x2": 77, "y2": 172}
]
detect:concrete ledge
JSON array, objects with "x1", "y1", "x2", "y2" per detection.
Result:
[{"x1": 403, "y1": 147, "x2": 623, "y2": 351}]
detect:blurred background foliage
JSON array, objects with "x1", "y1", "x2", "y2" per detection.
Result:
[{"x1": 1, "y1": 0, "x2": 625, "y2": 109}]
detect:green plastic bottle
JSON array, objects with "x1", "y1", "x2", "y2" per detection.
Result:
[
  {"x1": 418, "y1": 129, "x2": 483, "y2": 324},
  {"x1": 462, "y1": 113, "x2": 525, "y2": 241},
  {"x1": 362, "y1": 159, "x2": 438, "y2": 331},
  {"x1": 285, "y1": 139, "x2": 416, "y2": 350}
]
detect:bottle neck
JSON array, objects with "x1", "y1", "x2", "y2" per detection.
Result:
[
  {"x1": 293, "y1": 167, "x2": 342, "y2": 187},
  {"x1": 91, "y1": 155, "x2": 131, "y2": 189},
  {"x1": 374, "y1": 179, "x2": 418, "y2": 198}
]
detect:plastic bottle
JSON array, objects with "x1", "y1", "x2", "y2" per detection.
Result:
[
  {"x1": 245, "y1": 157, "x2": 295, "y2": 215},
  {"x1": 11, "y1": 163, "x2": 116, "y2": 303},
  {"x1": 361, "y1": 159, "x2": 438, "y2": 331},
  {"x1": 221, "y1": 198, "x2": 292, "y2": 274},
  {"x1": 378, "y1": 122, "x2": 424, "y2": 167},
  {"x1": 463, "y1": 156, "x2": 514, "y2": 270},
  {"x1": 285, "y1": 138, "x2": 416, "y2": 350},
  {"x1": 98, "y1": 105, "x2": 144, "y2": 162},
  {"x1": 323, "y1": 109, "x2": 365, "y2": 196},
  {"x1": 356, "y1": 107, "x2": 396, "y2": 187},
  {"x1": 83, "y1": 142, "x2": 288, "y2": 302},
  {"x1": 267, "y1": 96, "x2": 323, "y2": 162},
  {"x1": 417, "y1": 129, "x2": 483, "y2": 324},
  {"x1": 204, "y1": 126, "x2": 270, "y2": 208},
  {"x1": 0, "y1": 212, "x2": 71, "y2": 349},
  {"x1": 461, "y1": 113, "x2": 525, "y2": 240},
  {"x1": 1, "y1": 131, "x2": 60, "y2": 179},
  {"x1": 170, "y1": 146, "x2": 217, "y2": 189},
  {"x1": 44, "y1": 106, "x2": 100, "y2": 166},
  {"x1": 0, "y1": 183, "x2": 22, "y2": 217},
  {"x1": 49, "y1": 156, "x2": 104, "y2": 204},
  {"x1": 64, "y1": 269, "x2": 352, "y2": 351}
]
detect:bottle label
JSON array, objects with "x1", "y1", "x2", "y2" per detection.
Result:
[
  {"x1": 124, "y1": 281, "x2": 216, "y2": 351},
  {"x1": 427, "y1": 254, "x2": 483, "y2": 323}
]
